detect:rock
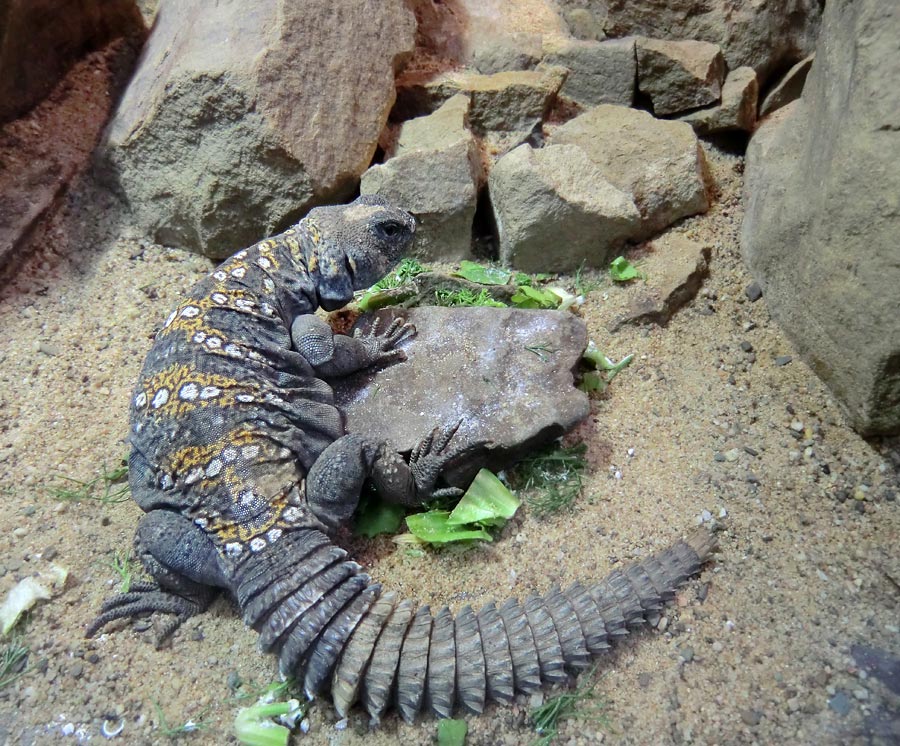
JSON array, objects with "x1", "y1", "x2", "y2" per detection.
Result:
[
  {"x1": 741, "y1": 0, "x2": 900, "y2": 436},
  {"x1": 471, "y1": 32, "x2": 542, "y2": 74},
  {"x1": 541, "y1": 37, "x2": 636, "y2": 108},
  {"x1": 488, "y1": 144, "x2": 641, "y2": 272},
  {"x1": 636, "y1": 37, "x2": 725, "y2": 116},
  {"x1": 745, "y1": 281, "x2": 763, "y2": 302},
  {"x1": 411, "y1": 68, "x2": 567, "y2": 136},
  {"x1": 97, "y1": 0, "x2": 415, "y2": 258},
  {"x1": 552, "y1": 104, "x2": 709, "y2": 238},
  {"x1": 563, "y1": 8, "x2": 606, "y2": 42},
  {"x1": 679, "y1": 66, "x2": 758, "y2": 135},
  {"x1": 556, "y1": 0, "x2": 822, "y2": 83},
  {"x1": 760, "y1": 54, "x2": 815, "y2": 118},
  {"x1": 333, "y1": 307, "x2": 590, "y2": 484},
  {"x1": 608, "y1": 233, "x2": 711, "y2": 330},
  {"x1": 0, "y1": 0, "x2": 145, "y2": 124},
  {"x1": 361, "y1": 97, "x2": 481, "y2": 261}
]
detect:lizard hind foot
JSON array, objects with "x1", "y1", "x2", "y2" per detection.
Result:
[{"x1": 85, "y1": 581, "x2": 215, "y2": 648}]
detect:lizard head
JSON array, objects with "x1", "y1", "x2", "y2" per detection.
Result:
[{"x1": 302, "y1": 195, "x2": 416, "y2": 311}]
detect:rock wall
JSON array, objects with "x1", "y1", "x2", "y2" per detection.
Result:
[
  {"x1": 741, "y1": 0, "x2": 900, "y2": 436},
  {"x1": 0, "y1": 0, "x2": 145, "y2": 124}
]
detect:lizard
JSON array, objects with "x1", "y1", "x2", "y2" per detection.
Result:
[{"x1": 87, "y1": 194, "x2": 718, "y2": 725}]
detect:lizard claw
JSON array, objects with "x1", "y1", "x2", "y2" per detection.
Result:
[
  {"x1": 355, "y1": 316, "x2": 416, "y2": 366},
  {"x1": 409, "y1": 420, "x2": 491, "y2": 499}
]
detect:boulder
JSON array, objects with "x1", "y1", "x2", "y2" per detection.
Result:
[
  {"x1": 608, "y1": 233, "x2": 711, "y2": 330},
  {"x1": 360, "y1": 96, "x2": 481, "y2": 261},
  {"x1": 741, "y1": 0, "x2": 900, "y2": 436},
  {"x1": 471, "y1": 32, "x2": 542, "y2": 74},
  {"x1": 332, "y1": 306, "x2": 590, "y2": 484},
  {"x1": 552, "y1": 105, "x2": 709, "y2": 238},
  {"x1": 0, "y1": 0, "x2": 145, "y2": 124},
  {"x1": 679, "y1": 66, "x2": 758, "y2": 135},
  {"x1": 97, "y1": 0, "x2": 415, "y2": 258},
  {"x1": 541, "y1": 37, "x2": 635, "y2": 108},
  {"x1": 636, "y1": 37, "x2": 725, "y2": 116},
  {"x1": 759, "y1": 54, "x2": 814, "y2": 118},
  {"x1": 489, "y1": 144, "x2": 641, "y2": 272},
  {"x1": 554, "y1": 0, "x2": 822, "y2": 83},
  {"x1": 407, "y1": 68, "x2": 567, "y2": 136}
]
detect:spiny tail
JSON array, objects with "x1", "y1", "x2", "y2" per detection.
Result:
[{"x1": 235, "y1": 526, "x2": 718, "y2": 724}]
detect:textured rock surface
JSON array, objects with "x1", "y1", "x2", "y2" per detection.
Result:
[
  {"x1": 679, "y1": 66, "x2": 758, "y2": 135},
  {"x1": 471, "y1": 32, "x2": 542, "y2": 74},
  {"x1": 489, "y1": 144, "x2": 641, "y2": 272},
  {"x1": 555, "y1": 0, "x2": 822, "y2": 82},
  {"x1": 541, "y1": 37, "x2": 636, "y2": 108},
  {"x1": 759, "y1": 54, "x2": 814, "y2": 118},
  {"x1": 742, "y1": 0, "x2": 900, "y2": 436},
  {"x1": 97, "y1": 0, "x2": 415, "y2": 258},
  {"x1": 425, "y1": 68, "x2": 567, "y2": 135},
  {"x1": 0, "y1": 0, "x2": 145, "y2": 123},
  {"x1": 636, "y1": 38, "x2": 725, "y2": 116},
  {"x1": 609, "y1": 233, "x2": 711, "y2": 330},
  {"x1": 361, "y1": 97, "x2": 481, "y2": 261},
  {"x1": 333, "y1": 306, "x2": 590, "y2": 483},
  {"x1": 552, "y1": 105, "x2": 709, "y2": 238}
]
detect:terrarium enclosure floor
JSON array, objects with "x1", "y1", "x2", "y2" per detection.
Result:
[{"x1": 0, "y1": 97, "x2": 898, "y2": 746}]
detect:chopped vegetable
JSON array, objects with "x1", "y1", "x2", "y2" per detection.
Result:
[
  {"x1": 437, "y1": 718, "x2": 468, "y2": 746},
  {"x1": 402, "y1": 511, "x2": 492, "y2": 544},
  {"x1": 354, "y1": 496, "x2": 405, "y2": 537},
  {"x1": 1, "y1": 564, "x2": 67, "y2": 635},
  {"x1": 399, "y1": 469, "x2": 520, "y2": 545},
  {"x1": 452, "y1": 261, "x2": 513, "y2": 285},
  {"x1": 234, "y1": 699, "x2": 304, "y2": 746},
  {"x1": 609, "y1": 255, "x2": 642, "y2": 282},
  {"x1": 510, "y1": 285, "x2": 560, "y2": 309},
  {"x1": 434, "y1": 288, "x2": 507, "y2": 308},
  {"x1": 447, "y1": 470, "x2": 520, "y2": 526},
  {"x1": 581, "y1": 341, "x2": 634, "y2": 393},
  {"x1": 357, "y1": 258, "x2": 426, "y2": 310}
]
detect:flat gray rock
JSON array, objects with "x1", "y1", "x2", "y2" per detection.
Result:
[{"x1": 333, "y1": 307, "x2": 590, "y2": 483}]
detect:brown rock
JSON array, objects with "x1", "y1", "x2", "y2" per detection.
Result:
[
  {"x1": 636, "y1": 37, "x2": 726, "y2": 116},
  {"x1": 97, "y1": 0, "x2": 416, "y2": 257},
  {"x1": 551, "y1": 105, "x2": 709, "y2": 238},
  {"x1": 679, "y1": 66, "x2": 758, "y2": 134},
  {"x1": 608, "y1": 234, "x2": 711, "y2": 330},
  {"x1": 760, "y1": 54, "x2": 815, "y2": 118}
]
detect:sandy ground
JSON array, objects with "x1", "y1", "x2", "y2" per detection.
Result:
[{"x1": 1, "y1": 49, "x2": 899, "y2": 746}]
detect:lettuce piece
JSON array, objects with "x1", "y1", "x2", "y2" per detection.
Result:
[
  {"x1": 447, "y1": 469, "x2": 520, "y2": 525},
  {"x1": 609, "y1": 256, "x2": 642, "y2": 282},
  {"x1": 452, "y1": 261, "x2": 512, "y2": 285},
  {"x1": 404, "y1": 511, "x2": 492, "y2": 544}
]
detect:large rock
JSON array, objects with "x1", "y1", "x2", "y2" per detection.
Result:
[
  {"x1": 741, "y1": 0, "x2": 900, "y2": 436},
  {"x1": 679, "y1": 66, "x2": 758, "y2": 135},
  {"x1": 555, "y1": 0, "x2": 822, "y2": 83},
  {"x1": 0, "y1": 0, "x2": 145, "y2": 124},
  {"x1": 97, "y1": 0, "x2": 415, "y2": 258},
  {"x1": 759, "y1": 54, "x2": 814, "y2": 118},
  {"x1": 541, "y1": 37, "x2": 636, "y2": 108},
  {"x1": 360, "y1": 96, "x2": 481, "y2": 261},
  {"x1": 636, "y1": 37, "x2": 725, "y2": 116},
  {"x1": 552, "y1": 105, "x2": 709, "y2": 238},
  {"x1": 333, "y1": 306, "x2": 590, "y2": 483},
  {"x1": 489, "y1": 144, "x2": 641, "y2": 272}
]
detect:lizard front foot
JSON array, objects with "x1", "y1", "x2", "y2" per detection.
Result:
[{"x1": 354, "y1": 316, "x2": 416, "y2": 367}]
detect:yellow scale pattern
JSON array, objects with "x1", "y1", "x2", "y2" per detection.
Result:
[{"x1": 136, "y1": 363, "x2": 260, "y2": 420}]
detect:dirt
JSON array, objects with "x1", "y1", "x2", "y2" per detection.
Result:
[{"x1": 0, "y1": 39, "x2": 898, "y2": 746}]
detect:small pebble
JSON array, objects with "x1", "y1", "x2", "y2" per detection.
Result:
[
  {"x1": 775, "y1": 355, "x2": 793, "y2": 366},
  {"x1": 745, "y1": 282, "x2": 763, "y2": 302},
  {"x1": 741, "y1": 709, "x2": 762, "y2": 726},
  {"x1": 828, "y1": 691, "x2": 852, "y2": 716},
  {"x1": 724, "y1": 449, "x2": 740, "y2": 462},
  {"x1": 743, "y1": 446, "x2": 759, "y2": 457},
  {"x1": 70, "y1": 662, "x2": 84, "y2": 679},
  {"x1": 789, "y1": 420, "x2": 804, "y2": 433},
  {"x1": 61, "y1": 723, "x2": 75, "y2": 736},
  {"x1": 740, "y1": 341, "x2": 753, "y2": 352},
  {"x1": 853, "y1": 687, "x2": 869, "y2": 701},
  {"x1": 679, "y1": 646, "x2": 694, "y2": 663}
]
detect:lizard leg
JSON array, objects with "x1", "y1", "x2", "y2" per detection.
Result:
[
  {"x1": 290, "y1": 314, "x2": 415, "y2": 377},
  {"x1": 86, "y1": 510, "x2": 226, "y2": 646},
  {"x1": 305, "y1": 424, "x2": 490, "y2": 531}
]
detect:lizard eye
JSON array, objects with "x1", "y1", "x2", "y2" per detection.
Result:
[{"x1": 377, "y1": 221, "x2": 404, "y2": 240}]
